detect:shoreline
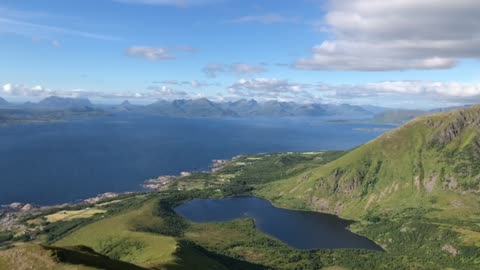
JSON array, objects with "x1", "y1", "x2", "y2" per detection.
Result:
[{"x1": 1, "y1": 156, "x2": 237, "y2": 213}]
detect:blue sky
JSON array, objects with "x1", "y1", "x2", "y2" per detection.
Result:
[{"x1": 1, "y1": 0, "x2": 480, "y2": 109}]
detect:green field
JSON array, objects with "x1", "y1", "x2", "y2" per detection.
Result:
[
  {"x1": 56, "y1": 200, "x2": 178, "y2": 268},
  {"x1": 45, "y1": 208, "x2": 107, "y2": 223}
]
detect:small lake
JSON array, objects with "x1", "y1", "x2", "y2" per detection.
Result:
[{"x1": 175, "y1": 196, "x2": 383, "y2": 251}]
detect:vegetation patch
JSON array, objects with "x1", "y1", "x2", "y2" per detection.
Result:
[
  {"x1": 55, "y1": 200, "x2": 178, "y2": 268},
  {"x1": 45, "y1": 208, "x2": 106, "y2": 223}
]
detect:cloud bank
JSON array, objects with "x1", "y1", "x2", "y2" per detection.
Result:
[
  {"x1": 229, "y1": 14, "x2": 295, "y2": 24},
  {"x1": 127, "y1": 46, "x2": 176, "y2": 60},
  {"x1": 126, "y1": 45, "x2": 196, "y2": 61},
  {"x1": 296, "y1": 0, "x2": 480, "y2": 71},
  {"x1": 203, "y1": 63, "x2": 266, "y2": 78},
  {"x1": 4, "y1": 80, "x2": 480, "y2": 106}
]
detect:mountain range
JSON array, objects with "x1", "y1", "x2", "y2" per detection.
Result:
[
  {"x1": 0, "y1": 96, "x2": 473, "y2": 125},
  {"x1": 120, "y1": 98, "x2": 386, "y2": 118},
  {"x1": 0, "y1": 96, "x2": 386, "y2": 118}
]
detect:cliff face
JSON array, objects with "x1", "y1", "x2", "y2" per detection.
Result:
[
  {"x1": 257, "y1": 105, "x2": 480, "y2": 218},
  {"x1": 430, "y1": 107, "x2": 480, "y2": 144}
]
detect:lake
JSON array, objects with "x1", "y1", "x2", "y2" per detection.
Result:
[
  {"x1": 0, "y1": 115, "x2": 392, "y2": 205},
  {"x1": 175, "y1": 196, "x2": 384, "y2": 250}
]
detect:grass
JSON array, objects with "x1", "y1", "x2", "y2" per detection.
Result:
[
  {"x1": 50, "y1": 194, "x2": 273, "y2": 270},
  {"x1": 256, "y1": 106, "x2": 480, "y2": 220},
  {"x1": 0, "y1": 243, "x2": 155, "y2": 270},
  {"x1": 0, "y1": 243, "x2": 94, "y2": 270},
  {"x1": 55, "y1": 199, "x2": 178, "y2": 268},
  {"x1": 45, "y1": 208, "x2": 107, "y2": 222},
  {"x1": 182, "y1": 214, "x2": 464, "y2": 270},
  {"x1": 96, "y1": 199, "x2": 123, "y2": 207}
]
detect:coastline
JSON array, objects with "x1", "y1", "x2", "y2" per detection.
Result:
[{"x1": 0, "y1": 156, "x2": 237, "y2": 231}]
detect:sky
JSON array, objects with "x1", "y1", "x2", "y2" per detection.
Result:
[{"x1": 1, "y1": 0, "x2": 480, "y2": 109}]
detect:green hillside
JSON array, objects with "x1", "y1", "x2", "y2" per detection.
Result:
[
  {"x1": 251, "y1": 106, "x2": 480, "y2": 268},
  {"x1": 257, "y1": 105, "x2": 480, "y2": 218}
]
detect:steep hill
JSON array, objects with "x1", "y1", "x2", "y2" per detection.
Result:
[{"x1": 257, "y1": 105, "x2": 480, "y2": 219}]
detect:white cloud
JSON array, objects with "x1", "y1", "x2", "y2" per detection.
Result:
[
  {"x1": 152, "y1": 80, "x2": 215, "y2": 88},
  {"x1": 4, "y1": 80, "x2": 480, "y2": 106},
  {"x1": 230, "y1": 64, "x2": 266, "y2": 75},
  {"x1": 0, "y1": 17, "x2": 121, "y2": 41},
  {"x1": 147, "y1": 85, "x2": 188, "y2": 98},
  {"x1": 190, "y1": 80, "x2": 213, "y2": 88},
  {"x1": 296, "y1": 0, "x2": 480, "y2": 71},
  {"x1": 3, "y1": 83, "x2": 49, "y2": 96},
  {"x1": 2, "y1": 83, "x2": 13, "y2": 93},
  {"x1": 229, "y1": 14, "x2": 295, "y2": 24},
  {"x1": 203, "y1": 63, "x2": 266, "y2": 78},
  {"x1": 203, "y1": 64, "x2": 227, "y2": 78},
  {"x1": 126, "y1": 46, "x2": 196, "y2": 61},
  {"x1": 127, "y1": 46, "x2": 175, "y2": 60},
  {"x1": 316, "y1": 81, "x2": 480, "y2": 106},
  {"x1": 52, "y1": 40, "x2": 61, "y2": 47},
  {"x1": 153, "y1": 80, "x2": 181, "y2": 85},
  {"x1": 364, "y1": 81, "x2": 480, "y2": 98},
  {"x1": 227, "y1": 78, "x2": 315, "y2": 102},
  {"x1": 2, "y1": 82, "x2": 193, "y2": 101}
]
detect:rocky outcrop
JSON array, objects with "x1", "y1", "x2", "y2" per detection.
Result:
[
  {"x1": 442, "y1": 244, "x2": 460, "y2": 256},
  {"x1": 433, "y1": 110, "x2": 480, "y2": 145}
]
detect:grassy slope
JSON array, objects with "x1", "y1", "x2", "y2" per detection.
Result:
[
  {"x1": 55, "y1": 200, "x2": 178, "y2": 268},
  {"x1": 257, "y1": 105, "x2": 480, "y2": 219},
  {"x1": 0, "y1": 243, "x2": 155, "y2": 270},
  {"x1": 53, "y1": 197, "x2": 251, "y2": 270},
  {"x1": 254, "y1": 105, "x2": 480, "y2": 268},
  {"x1": 0, "y1": 243, "x2": 94, "y2": 270},
  {"x1": 55, "y1": 192, "x2": 449, "y2": 270}
]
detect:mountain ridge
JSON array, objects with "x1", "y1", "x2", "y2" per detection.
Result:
[
  {"x1": 141, "y1": 98, "x2": 382, "y2": 118},
  {"x1": 257, "y1": 104, "x2": 480, "y2": 219},
  {"x1": 37, "y1": 96, "x2": 93, "y2": 108}
]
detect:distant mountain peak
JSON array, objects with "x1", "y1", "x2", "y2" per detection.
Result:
[
  {"x1": 0, "y1": 96, "x2": 9, "y2": 106},
  {"x1": 120, "y1": 100, "x2": 131, "y2": 106},
  {"x1": 190, "y1": 97, "x2": 213, "y2": 105},
  {"x1": 38, "y1": 96, "x2": 93, "y2": 108}
]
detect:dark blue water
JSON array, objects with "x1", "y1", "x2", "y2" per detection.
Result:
[
  {"x1": 175, "y1": 196, "x2": 383, "y2": 250},
  {"x1": 0, "y1": 115, "x2": 392, "y2": 205}
]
